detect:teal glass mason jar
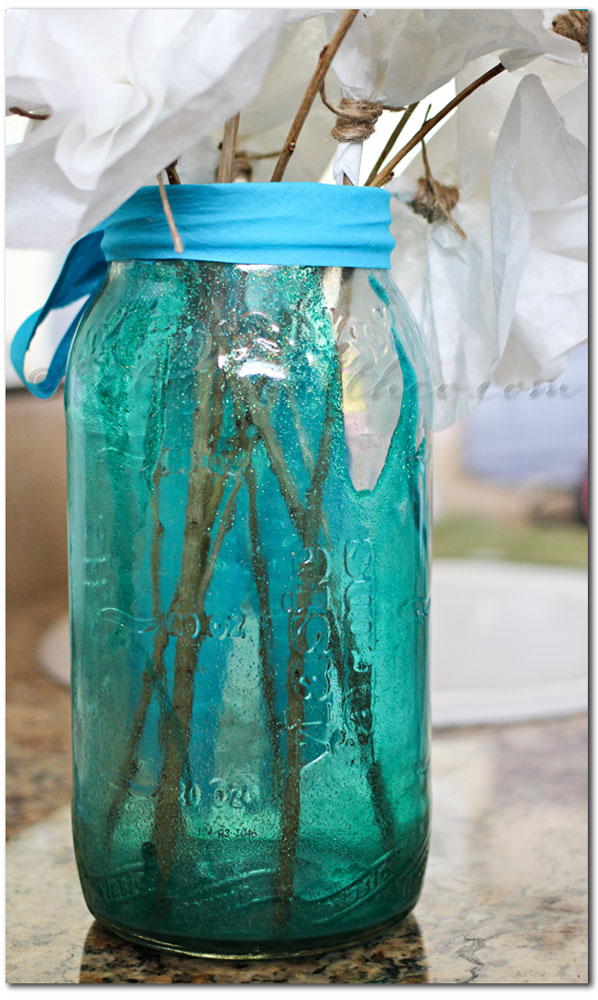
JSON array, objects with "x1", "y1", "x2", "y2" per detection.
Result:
[{"x1": 64, "y1": 185, "x2": 432, "y2": 958}]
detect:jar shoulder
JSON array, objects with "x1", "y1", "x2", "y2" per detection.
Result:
[{"x1": 65, "y1": 263, "x2": 431, "y2": 428}]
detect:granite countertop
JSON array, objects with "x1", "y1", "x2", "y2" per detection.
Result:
[{"x1": 6, "y1": 594, "x2": 588, "y2": 984}]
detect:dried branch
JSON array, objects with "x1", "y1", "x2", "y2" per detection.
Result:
[
  {"x1": 217, "y1": 114, "x2": 241, "y2": 183},
  {"x1": 156, "y1": 171, "x2": 183, "y2": 253},
  {"x1": 165, "y1": 161, "x2": 181, "y2": 185},
  {"x1": 271, "y1": 9, "x2": 360, "y2": 182},
  {"x1": 244, "y1": 148, "x2": 283, "y2": 160},
  {"x1": 370, "y1": 62, "x2": 506, "y2": 188},
  {"x1": 365, "y1": 102, "x2": 418, "y2": 186},
  {"x1": 410, "y1": 133, "x2": 466, "y2": 239},
  {"x1": 8, "y1": 105, "x2": 49, "y2": 120}
]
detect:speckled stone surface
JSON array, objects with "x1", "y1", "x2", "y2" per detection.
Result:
[
  {"x1": 6, "y1": 594, "x2": 71, "y2": 838},
  {"x1": 6, "y1": 702, "x2": 588, "y2": 983}
]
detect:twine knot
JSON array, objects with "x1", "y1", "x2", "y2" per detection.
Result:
[
  {"x1": 232, "y1": 152, "x2": 253, "y2": 182},
  {"x1": 216, "y1": 146, "x2": 282, "y2": 183},
  {"x1": 552, "y1": 9, "x2": 588, "y2": 52},
  {"x1": 409, "y1": 139, "x2": 466, "y2": 240},
  {"x1": 320, "y1": 83, "x2": 405, "y2": 143},
  {"x1": 330, "y1": 97, "x2": 384, "y2": 142}
]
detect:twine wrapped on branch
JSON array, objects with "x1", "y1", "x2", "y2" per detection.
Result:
[
  {"x1": 320, "y1": 92, "x2": 384, "y2": 142},
  {"x1": 319, "y1": 85, "x2": 406, "y2": 143},
  {"x1": 552, "y1": 9, "x2": 588, "y2": 53},
  {"x1": 409, "y1": 127, "x2": 466, "y2": 239}
]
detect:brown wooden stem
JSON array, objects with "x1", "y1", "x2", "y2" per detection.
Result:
[
  {"x1": 8, "y1": 105, "x2": 49, "y2": 120},
  {"x1": 370, "y1": 63, "x2": 506, "y2": 188},
  {"x1": 152, "y1": 462, "x2": 252, "y2": 877},
  {"x1": 106, "y1": 356, "x2": 217, "y2": 844},
  {"x1": 240, "y1": 381, "x2": 307, "y2": 535},
  {"x1": 156, "y1": 172, "x2": 183, "y2": 253},
  {"x1": 217, "y1": 114, "x2": 241, "y2": 183},
  {"x1": 150, "y1": 352, "x2": 226, "y2": 876},
  {"x1": 274, "y1": 386, "x2": 336, "y2": 925},
  {"x1": 365, "y1": 103, "x2": 418, "y2": 186},
  {"x1": 166, "y1": 161, "x2": 181, "y2": 185},
  {"x1": 418, "y1": 136, "x2": 467, "y2": 240},
  {"x1": 246, "y1": 460, "x2": 281, "y2": 786},
  {"x1": 270, "y1": 9, "x2": 360, "y2": 182}
]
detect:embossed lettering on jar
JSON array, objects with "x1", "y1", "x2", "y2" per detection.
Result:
[{"x1": 66, "y1": 259, "x2": 432, "y2": 958}]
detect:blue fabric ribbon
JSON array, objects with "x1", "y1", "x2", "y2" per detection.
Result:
[
  {"x1": 11, "y1": 182, "x2": 394, "y2": 398},
  {"x1": 10, "y1": 229, "x2": 106, "y2": 398}
]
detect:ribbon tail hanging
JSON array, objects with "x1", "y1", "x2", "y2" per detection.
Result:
[{"x1": 10, "y1": 229, "x2": 107, "y2": 398}]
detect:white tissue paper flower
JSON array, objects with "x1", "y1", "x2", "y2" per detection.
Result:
[
  {"x1": 324, "y1": 8, "x2": 584, "y2": 185},
  {"x1": 6, "y1": 8, "x2": 288, "y2": 248},
  {"x1": 388, "y1": 54, "x2": 587, "y2": 431}
]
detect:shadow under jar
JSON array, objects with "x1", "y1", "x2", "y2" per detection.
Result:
[{"x1": 66, "y1": 184, "x2": 432, "y2": 958}]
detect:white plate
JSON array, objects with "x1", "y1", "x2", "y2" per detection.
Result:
[{"x1": 430, "y1": 559, "x2": 588, "y2": 727}]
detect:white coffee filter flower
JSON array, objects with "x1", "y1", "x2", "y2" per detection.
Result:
[
  {"x1": 6, "y1": 8, "x2": 288, "y2": 248},
  {"x1": 388, "y1": 55, "x2": 587, "y2": 431},
  {"x1": 324, "y1": 9, "x2": 583, "y2": 185}
]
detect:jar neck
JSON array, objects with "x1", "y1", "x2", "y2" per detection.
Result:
[
  {"x1": 104, "y1": 259, "x2": 348, "y2": 318},
  {"x1": 101, "y1": 183, "x2": 394, "y2": 270},
  {"x1": 11, "y1": 183, "x2": 394, "y2": 401}
]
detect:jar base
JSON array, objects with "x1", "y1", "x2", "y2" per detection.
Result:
[{"x1": 91, "y1": 905, "x2": 418, "y2": 961}]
